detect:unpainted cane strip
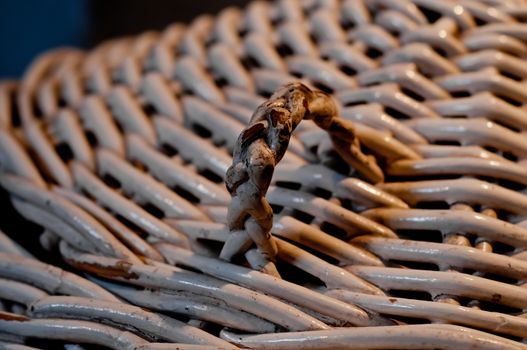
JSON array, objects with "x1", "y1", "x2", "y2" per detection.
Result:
[
  {"x1": 222, "y1": 81, "x2": 386, "y2": 265},
  {"x1": 59, "y1": 242, "x2": 329, "y2": 331},
  {"x1": 93, "y1": 279, "x2": 277, "y2": 333},
  {"x1": 156, "y1": 243, "x2": 388, "y2": 326},
  {"x1": 0, "y1": 253, "x2": 120, "y2": 302},
  {"x1": 53, "y1": 186, "x2": 163, "y2": 261},
  {"x1": 202, "y1": 95, "x2": 314, "y2": 163},
  {"x1": 216, "y1": 107, "x2": 310, "y2": 156},
  {"x1": 71, "y1": 162, "x2": 190, "y2": 247},
  {"x1": 378, "y1": 179, "x2": 527, "y2": 216},
  {"x1": 0, "y1": 231, "x2": 34, "y2": 259},
  {"x1": 324, "y1": 289, "x2": 527, "y2": 338},
  {"x1": 28, "y1": 296, "x2": 233, "y2": 346}
]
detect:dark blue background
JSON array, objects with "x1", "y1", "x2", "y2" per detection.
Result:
[{"x1": 0, "y1": 0, "x2": 249, "y2": 78}]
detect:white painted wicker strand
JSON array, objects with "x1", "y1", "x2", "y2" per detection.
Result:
[{"x1": 1, "y1": 0, "x2": 527, "y2": 349}]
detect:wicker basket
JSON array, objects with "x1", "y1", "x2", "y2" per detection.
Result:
[{"x1": 1, "y1": 0, "x2": 527, "y2": 349}]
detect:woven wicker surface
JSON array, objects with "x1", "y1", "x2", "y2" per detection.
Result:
[{"x1": 1, "y1": 0, "x2": 527, "y2": 349}]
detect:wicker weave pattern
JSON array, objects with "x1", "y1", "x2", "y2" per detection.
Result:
[{"x1": 1, "y1": 0, "x2": 527, "y2": 349}]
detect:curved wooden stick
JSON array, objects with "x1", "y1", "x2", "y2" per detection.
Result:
[{"x1": 221, "y1": 83, "x2": 383, "y2": 266}]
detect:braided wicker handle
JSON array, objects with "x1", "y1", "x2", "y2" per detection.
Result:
[{"x1": 221, "y1": 82, "x2": 382, "y2": 273}]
